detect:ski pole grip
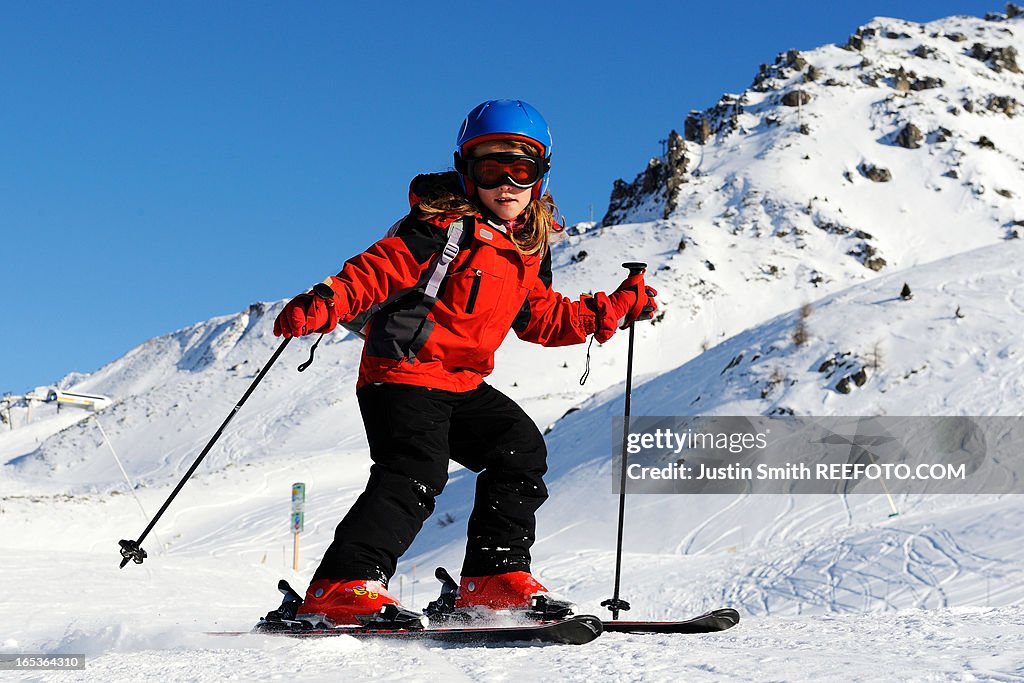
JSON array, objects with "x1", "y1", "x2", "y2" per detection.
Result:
[{"x1": 618, "y1": 262, "x2": 649, "y2": 330}]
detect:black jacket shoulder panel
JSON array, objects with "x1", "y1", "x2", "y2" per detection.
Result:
[
  {"x1": 537, "y1": 249, "x2": 553, "y2": 289},
  {"x1": 392, "y1": 215, "x2": 449, "y2": 264}
]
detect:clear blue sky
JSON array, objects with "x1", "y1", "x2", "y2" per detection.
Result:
[{"x1": 1, "y1": 1, "x2": 1000, "y2": 395}]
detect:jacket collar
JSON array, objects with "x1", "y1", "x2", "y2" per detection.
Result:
[{"x1": 473, "y1": 215, "x2": 519, "y2": 253}]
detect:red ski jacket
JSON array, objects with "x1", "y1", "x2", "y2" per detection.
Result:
[{"x1": 323, "y1": 174, "x2": 598, "y2": 392}]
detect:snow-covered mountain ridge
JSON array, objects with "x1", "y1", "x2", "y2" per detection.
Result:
[
  {"x1": 607, "y1": 10, "x2": 1024, "y2": 236},
  {"x1": 6, "y1": 10, "x2": 1022, "y2": 494}
]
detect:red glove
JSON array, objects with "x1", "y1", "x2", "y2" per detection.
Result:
[
  {"x1": 593, "y1": 271, "x2": 658, "y2": 344},
  {"x1": 273, "y1": 285, "x2": 340, "y2": 338}
]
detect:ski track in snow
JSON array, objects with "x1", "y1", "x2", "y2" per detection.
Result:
[{"x1": 11, "y1": 608, "x2": 1024, "y2": 682}]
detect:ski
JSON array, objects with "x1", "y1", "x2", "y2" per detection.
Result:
[
  {"x1": 234, "y1": 574, "x2": 733, "y2": 646},
  {"x1": 209, "y1": 614, "x2": 603, "y2": 646},
  {"x1": 601, "y1": 608, "x2": 740, "y2": 634}
]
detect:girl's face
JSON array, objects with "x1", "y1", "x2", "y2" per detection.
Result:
[{"x1": 470, "y1": 140, "x2": 533, "y2": 222}]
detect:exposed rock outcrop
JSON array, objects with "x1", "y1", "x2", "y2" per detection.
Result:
[{"x1": 600, "y1": 130, "x2": 690, "y2": 225}]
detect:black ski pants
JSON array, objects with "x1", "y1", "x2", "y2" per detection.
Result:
[{"x1": 312, "y1": 381, "x2": 549, "y2": 585}]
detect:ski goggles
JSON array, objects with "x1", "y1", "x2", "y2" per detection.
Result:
[{"x1": 459, "y1": 153, "x2": 550, "y2": 190}]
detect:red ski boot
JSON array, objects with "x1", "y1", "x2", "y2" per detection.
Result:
[
  {"x1": 296, "y1": 579, "x2": 405, "y2": 626},
  {"x1": 454, "y1": 571, "x2": 550, "y2": 610}
]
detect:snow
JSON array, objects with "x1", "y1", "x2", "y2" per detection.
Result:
[{"x1": 3, "y1": 9, "x2": 1024, "y2": 681}]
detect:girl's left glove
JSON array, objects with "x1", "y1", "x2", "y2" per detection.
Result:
[{"x1": 593, "y1": 271, "x2": 658, "y2": 344}]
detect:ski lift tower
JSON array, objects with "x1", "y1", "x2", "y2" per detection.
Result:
[{"x1": 2, "y1": 388, "x2": 112, "y2": 428}]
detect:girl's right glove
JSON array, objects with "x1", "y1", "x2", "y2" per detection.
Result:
[
  {"x1": 593, "y1": 271, "x2": 658, "y2": 344},
  {"x1": 273, "y1": 287, "x2": 340, "y2": 338}
]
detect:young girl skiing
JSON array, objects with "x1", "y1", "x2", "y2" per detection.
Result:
[{"x1": 273, "y1": 99, "x2": 656, "y2": 625}]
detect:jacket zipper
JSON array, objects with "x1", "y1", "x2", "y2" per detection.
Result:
[{"x1": 466, "y1": 270, "x2": 482, "y2": 314}]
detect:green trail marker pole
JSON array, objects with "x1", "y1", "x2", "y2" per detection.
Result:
[{"x1": 291, "y1": 482, "x2": 305, "y2": 572}]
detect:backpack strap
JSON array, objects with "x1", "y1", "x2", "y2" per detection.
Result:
[
  {"x1": 342, "y1": 215, "x2": 470, "y2": 339},
  {"x1": 423, "y1": 217, "x2": 467, "y2": 299}
]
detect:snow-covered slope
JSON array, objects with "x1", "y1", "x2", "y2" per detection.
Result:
[
  {"x1": 2, "y1": 8, "x2": 1023, "y2": 682},
  {"x1": 409, "y1": 240, "x2": 1024, "y2": 619}
]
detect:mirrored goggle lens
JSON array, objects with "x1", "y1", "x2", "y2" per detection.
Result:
[{"x1": 468, "y1": 154, "x2": 546, "y2": 189}]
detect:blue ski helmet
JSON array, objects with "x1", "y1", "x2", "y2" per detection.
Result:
[{"x1": 455, "y1": 99, "x2": 553, "y2": 199}]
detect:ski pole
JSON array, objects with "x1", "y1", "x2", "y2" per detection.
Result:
[
  {"x1": 118, "y1": 336, "x2": 292, "y2": 568},
  {"x1": 601, "y1": 261, "x2": 646, "y2": 620},
  {"x1": 118, "y1": 288, "x2": 336, "y2": 568}
]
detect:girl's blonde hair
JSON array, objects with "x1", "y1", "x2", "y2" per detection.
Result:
[{"x1": 415, "y1": 140, "x2": 561, "y2": 257}]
